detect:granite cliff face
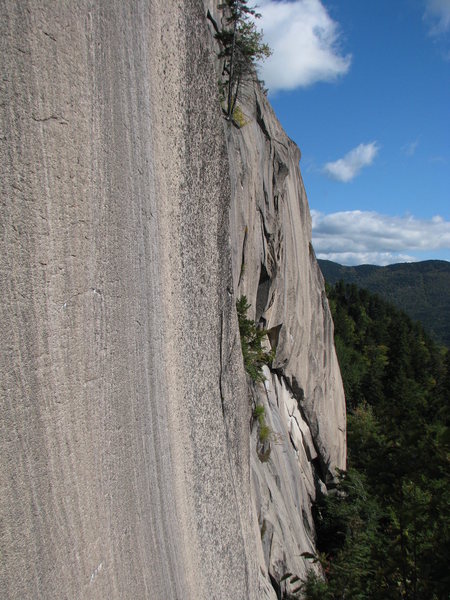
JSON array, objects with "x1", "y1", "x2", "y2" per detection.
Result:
[
  {"x1": 1, "y1": 2, "x2": 345, "y2": 599},
  {"x1": 216, "y1": 35, "x2": 346, "y2": 600},
  {"x1": 227, "y1": 85, "x2": 347, "y2": 592}
]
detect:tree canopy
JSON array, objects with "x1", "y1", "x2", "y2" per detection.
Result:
[{"x1": 303, "y1": 282, "x2": 450, "y2": 600}]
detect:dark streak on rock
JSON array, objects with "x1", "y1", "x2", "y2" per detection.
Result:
[
  {"x1": 43, "y1": 31, "x2": 56, "y2": 42},
  {"x1": 31, "y1": 115, "x2": 68, "y2": 125}
]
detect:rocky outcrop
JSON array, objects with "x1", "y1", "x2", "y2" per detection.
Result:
[
  {"x1": 226, "y1": 76, "x2": 346, "y2": 594},
  {"x1": 227, "y1": 85, "x2": 346, "y2": 473},
  {"x1": 0, "y1": 2, "x2": 345, "y2": 599},
  {"x1": 206, "y1": 4, "x2": 346, "y2": 592}
]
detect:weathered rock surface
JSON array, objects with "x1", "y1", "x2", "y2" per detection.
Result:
[
  {"x1": 225, "y1": 81, "x2": 347, "y2": 591},
  {"x1": 1, "y1": 2, "x2": 345, "y2": 599},
  {"x1": 1, "y1": 2, "x2": 261, "y2": 598},
  {"x1": 205, "y1": 4, "x2": 346, "y2": 589}
]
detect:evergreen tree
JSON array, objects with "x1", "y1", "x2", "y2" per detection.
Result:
[
  {"x1": 304, "y1": 282, "x2": 449, "y2": 599},
  {"x1": 216, "y1": 0, "x2": 271, "y2": 118}
]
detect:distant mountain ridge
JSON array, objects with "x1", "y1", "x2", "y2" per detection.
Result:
[{"x1": 318, "y1": 259, "x2": 450, "y2": 347}]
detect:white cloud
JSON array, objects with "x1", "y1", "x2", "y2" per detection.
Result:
[
  {"x1": 311, "y1": 210, "x2": 450, "y2": 265},
  {"x1": 257, "y1": 0, "x2": 351, "y2": 92},
  {"x1": 425, "y1": 0, "x2": 450, "y2": 35},
  {"x1": 316, "y1": 251, "x2": 417, "y2": 266},
  {"x1": 323, "y1": 142, "x2": 379, "y2": 182}
]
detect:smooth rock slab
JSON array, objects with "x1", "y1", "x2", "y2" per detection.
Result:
[{"x1": 0, "y1": 2, "x2": 267, "y2": 599}]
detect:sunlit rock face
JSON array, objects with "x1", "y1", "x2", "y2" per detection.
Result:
[
  {"x1": 1, "y1": 1, "x2": 258, "y2": 598},
  {"x1": 0, "y1": 1, "x2": 345, "y2": 598}
]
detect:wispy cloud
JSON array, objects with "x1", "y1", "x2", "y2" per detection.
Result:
[
  {"x1": 402, "y1": 139, "x2": 419, "y2": 157},
  {"x1": 312, "y1": 210, "x2": 450, "y2": 265},
  {"x1": 429, "y1": 155, "x2": 448, "y2": 163},
  {"x1": 323, "y1": 142, "x2": 379, "y2": 182},
  {"x1": 425, "y1": 0, "x2": 450, "y2": 35},
  {"x1": 257, "y1": 0, "x2": 351, "y2": 92}
]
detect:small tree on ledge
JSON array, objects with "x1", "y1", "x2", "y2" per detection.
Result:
[{"x1": 216, "y1": 0, "x2": 271, "y2": 120}]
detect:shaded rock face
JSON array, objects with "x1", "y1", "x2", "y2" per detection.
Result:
[
  {"x1": 225, "y1": 84, "x2": 347, "y2": 589},
  {"x1": 227, "y1": 88, "x2": 346, "y2": 469},
  {"x1": 205, "y1": 3, "x2": 346, "y2": 589},
  {"x1": 1, "y1": 2, "x2": 345, "y2": 600}
]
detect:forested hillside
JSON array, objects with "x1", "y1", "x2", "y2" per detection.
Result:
[
  {"x1": 302, "y1": 282, "x2": 450, "y2": 600},
  {"x1": 317, "y1": 260, "x2": 450, "y2": 347}
]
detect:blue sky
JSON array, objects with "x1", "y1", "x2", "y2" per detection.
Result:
[{"x1": 256, "y1": 0, "x2": 450, "y2": 265}]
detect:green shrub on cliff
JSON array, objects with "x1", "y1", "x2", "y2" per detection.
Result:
[
  {"x1": 253, "y1": 404, "x2": 270, "y2": 442},
  {"x1": 236, "y1": 295, "x2": 273, "y2": 382}
]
